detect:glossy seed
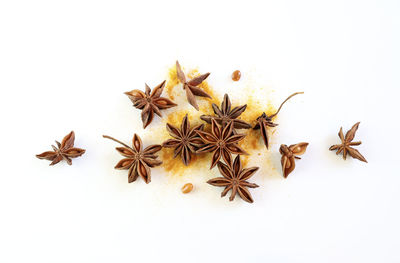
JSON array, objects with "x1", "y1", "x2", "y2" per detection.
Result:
[
  {"x1": 181, "y1": 183, "x2": 193, "y2": 194},
  {"x1": 231, "y1": 70, "x2": 241, "y2": 81}
]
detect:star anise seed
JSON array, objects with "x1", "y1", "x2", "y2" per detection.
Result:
[
  {"x1": 162, "y1": 114, "x2": 205, "y2": 166},
  {"x1": 254, "y1": 92, "x2": 303, "y2": 148},
  {"x1": 279, "y1": 142, "x2": 309, "y2": 178},
  {"x1": 36, "y1": 131, "x2": 86, "y2": 165},
  {"x1": 196, "y1": 119, "x2": 248, "y2": 169},
  {"x1": 200, "y1": 93, "x2": 251, "y2": 129},
  {"x1": 176, "y1": 60, "x2": 212, "y2": 110},
  {"x1": 103, "y1": 134, "x2": 162, "y2": 184},
  {"x1": 207, "y1": 155, "x2": 259, "y2": 203},
  {"x1": 125, "y1": 80, "x2": 177, "y2": 129},
  {"x1": 329, "y1": 122, "x2": 367, "y2": 163}
]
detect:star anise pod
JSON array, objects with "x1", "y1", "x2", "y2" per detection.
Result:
[
  {"x1": 207, "y1": 155, "x2": 259, "y2": 203},
  {"x1": 200, "y1": 93, "x2": 251, "y2": 129},
  {"x1": 125, "y1": 80, "x2": 177, "y2": 129},
  {"x1": 162, "y1": 114, "x2": 205, "y2": 166},
  {"x1": 103, "y1": 134, "x2": 162, "y2": 184},
  {"x1": 254, "y1": 92, "x2": 303, "y2": 148},
  {"x1": 196, "y1": 119, "x2": 248, "y2": 169},
  {"x1": 279, "y1": 142, "x2": 309, "y2": 178},
  {"x1": 36, "y1": 131, "x2": 86, "y2": 165},
  {"x1": 176, "y1": 60, "x2": 211, "y2": 110},
  {"x1": 329, "y1": 122, "x2": 367, "y2": 163}
]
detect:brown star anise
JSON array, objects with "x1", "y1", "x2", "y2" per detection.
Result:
[
  {"x1": 196, "y1": 119, "x2": 248, "y2": 169},
  {"x1": 162, "y1": 114, "x2": 205, "y2": 166},
  {"x1": 207, "y1": 155, "x2": 259, "y2": 203},
  {"x1": 279, "y1": 142, "x2": 309, "y2": 178},
  {"x1": 103, "y1": 134, "x2": 162, "y2": 184},
  {"x1": 125, "y1": 80, "x2": 177, "y2": 129},
  {"x1": 254, "y1": 92, "x2": 303, "y2": 148},
  {"x1": 200, "y1": 93, "x2": 251, "y2": 129},
  {"x1": 329, "y1": 122, "x2": 367, "y2": 163},
  {"x1": 36, "y1": 131, "x2": 85, "y2": 165},
  {"x1": 176, "y1": 60, "x2": 211, "y2": 110}
]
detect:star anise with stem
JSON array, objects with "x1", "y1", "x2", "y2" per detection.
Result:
[
  {"x1": 279, "y1": 142, "x2": 309, "y2": 178},
  {"x1": 103, "y1": 134, "x2": 162, "y2": 184},
  {"x1": 176, "y1": 60, "x2": 212, "y2": 110},
  {"x1": 329, "y1": 122, "x2": 367, "y2": 163},
  {"x1": 195, "y1": 119, "x2": 248, "y2": 169},
  {"x1": 162, "y1": 114, "x2": 205, "y2": 166},
  {"x1": 254, "y1": 92, "x2": 304, "y2": 149},
  {"x1": 200, "y1": 93, "x2": 252, "y2": 129},
  {"x1": 36, "y1": 131, "x2": 86, "y2": 165},
  {"x1": 207, "y1": 155, "x2": 259, "y2": 203},
  {"x1": 125, "y1": 80, "x2": 177, "y2": 129}
]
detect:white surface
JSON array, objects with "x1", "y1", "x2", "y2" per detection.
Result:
[{"x1": 1, "y1": 0, "x2": 400, "y2": 262}]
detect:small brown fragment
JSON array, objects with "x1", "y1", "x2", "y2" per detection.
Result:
[
  {"x1": 279, "y1": 142, "x2": 309, "y2": 178},
  {"x1": 231, "y1": 70, "x2": 241, "y2": 81},
  {"x1": 181, "y1": 183, "x2": 194, "y2": 194},
  {"x1": 254, "y1": 92, "x2": 303, "y2": 149}
]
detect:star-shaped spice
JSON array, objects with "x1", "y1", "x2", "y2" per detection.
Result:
[
  {"x1": 279, "y1": 142, "x2": 309, "y2": 178},
  {"x1": 196, "y1": 119, "x2": 248, "y2": 169},
  {"x1": 103, "y1": 134, "x2": 162, "y2": 183},
  {"x1": 207, "y1": 155, "x2": 259, "y2": 203},
  {"x1": 329, "y1": 122, "x2": 367, "y2": 163},
  {"x1": 176, "y1": 60, "x2": 211, "y2": 110},
  {"x1": 162, "y1": 114, "x2": 205, "y2": 166},
  {"x1": 254, "y1": 92, "x2": 303, "y2": 148},
  {"x1": 125, "y1": 80, "x2": 177, "y2": 129},
  {"x1": 200, "y1": 93, "x2": 251, "y2": 129},
  {"x1": 36, "y1": 131, "x2": 85, "y2": 165}
]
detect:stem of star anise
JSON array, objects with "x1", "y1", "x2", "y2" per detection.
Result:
[
  {"x1": 270, "y1": 92, "x2": 304, "y2": 118},
  {"x1": 103, "y1": 135, "x2": 131, "y2": 149}
]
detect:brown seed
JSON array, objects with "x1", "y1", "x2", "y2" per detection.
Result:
[
  {"x1": 181, "y1": 183, "x2": 193, "y2": 194},
  {"x1": 231, "y1": 70, "x2": 241, "y2": 81}
]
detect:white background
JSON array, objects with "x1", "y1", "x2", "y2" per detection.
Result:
[{"x1": 1, "y1": 0, "x2": 399, "y2": 262}]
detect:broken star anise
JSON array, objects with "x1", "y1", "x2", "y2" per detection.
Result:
[
  {"x1": 36, "y1": 131, "x2": 86, "y2": 165},
  {"x1": 162, "y1": 114, "x2": 205, "y2": 166},
  {"x1": 176, "y1": 60, "x2": 211, "y2": 110},
  {"x1": 254, "y1": 92, "x2": 303, "y2": 148},
  {"x1": 207, "y1": 155, "x2": 259, "y2": 203},
  {"x1": 103, "y1": 134, "x2": 162, "y2": 184},
  {"x1": 125, "y1": 80, "x2": 177, "y2": 129},
  {"x1": 279, "y1": 142, "x2": 309, "y2": 178},
  {"x1": 200, "y1": 93, "x2": 251, "y2": 129},
  {"x1": 329, "y1": 122, "x2": 367, "y2": 163},
  {"x1": 196, "y1": 119, "x2": 248, "y2": 169}
]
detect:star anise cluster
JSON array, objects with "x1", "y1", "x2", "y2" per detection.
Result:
[
  {"x1": 36, "y1": 61, "x2": 370, "y2": 205},
  {"x1": 36, "y1": 131, "x2": 86, "y2": 165}
]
